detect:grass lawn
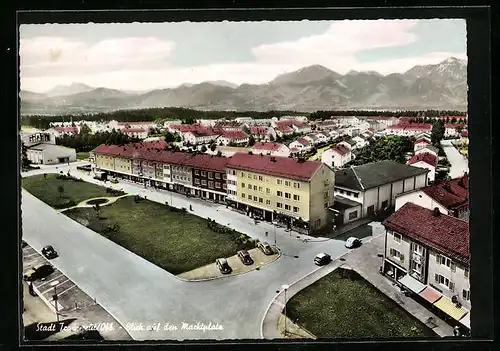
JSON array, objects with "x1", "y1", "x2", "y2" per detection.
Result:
[
  {"x1": 22, "y1": 174, "x2": 112, "y2": 208},
  {"x1": 76, "y1": 152, "x2": 90, "y2": 160},
  {"x1": 286, "y1": 268, "x2": 436, "y2": 339},
  {"x1": 63, "y1": 196, "x2": 253, "y2": 274}
]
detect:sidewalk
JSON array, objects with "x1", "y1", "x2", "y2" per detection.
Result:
[{"x1": 262, "y1": 234, "x2": 454, "y2": 339}]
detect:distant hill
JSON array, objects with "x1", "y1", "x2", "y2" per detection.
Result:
[{"x1": 20, "y1": 57, "x2": 467, "y2": 115}]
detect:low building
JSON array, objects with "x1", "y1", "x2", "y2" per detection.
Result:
[
  {"x1": 216, "y1": 130, "x2": 249, "y2": 146},
  {"x1": 213, "y1": 121, "x2": 245, "y2": 131},
  {"x1": 414, "y1": 138, "x2": 431, "y2": 152},
  {"x1": 289, "y1": 138, "x2": 312, "y2": 153},
  {"x1": 250, "y1": 126, "x2": 276, "y2": 141},
  {"x1": 26, "y1": 143, "x2": 76, "y2": 165},
  {"x1": 275, "y1": 125, "x2": 294, "y2": 137},
  {"x1": 351, "y1": 136, "x2": 369, "y2": 149},
  {"x1": 321, "y1": 145, "x2": 352, "y2": 169},
  {"x1": 445, "y1": 124, "x2": 465, "y2": 138},
  {"x1": 21, "y1": 131, "x2": 56, "y2": 146},
  {"x1": 332, "y1": 160, "x2": 429, "y2": 224},
  {"x1": 250, "y1": 142, "x2": 290, "y2": 157},
  {"x1": 395, "y1": 174, "x2": 469, "y2": 221},
  {"x1": 47, "y1": 126, "x2": 79, "y2": 137},
  {"x1": 415, "y1": 145, "x2": 439, "y2": 158},
  {"x1": 407, "y1": 152, "x2": 438, "y2": 184},
  {"x1": 338, "y1": 139, "x2": 357, "y2": 151},
  {"x1": 121, "y1": 128, "x2": 148, "y2": 139},
  {"x1": 382, "y1": 203, "x2": 470, "y2": 326},
  {"x1": 183, "y1": 129, "x2": 219, "y2": 145},
  {"x1": 314, "y1": 119, "x2": 338, "y2": 131}
]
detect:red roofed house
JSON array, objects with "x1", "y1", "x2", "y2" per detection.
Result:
[
  {"x1": 386, "y1": 123, "x2": 432, "y2": 136},
  {"x1": 116, "y1": 121, "x2": 155, "y2": 130},
  {"x1": 213, "y1": 121, "x2": 245, "y2": 131},
  {"x1": 445, "y1": 124, "x2": 466, "y2": 137},
  {"x1": 225, "y1": 153, "x2": 335, "y2": 232},
  {"x1": 275, "y1": 124, "x2": 294, "y2": 137},
  {"x1": 274, "y1": 120, "x2": 312, "y2": 134},
  {"x1": 250, "y1": 142, "x2": 290, "y2": 157},
  {"x1": 121, "y1": 128, "x2": 148, "y2": 139},
  {"x1": 183, "y1": 129, "x2": 219, "y2": 145},
  {"x1": 48, "y1": 126, "x2": 79, "y2": 137},
  {"x1": 250, "y1": 126, "x2": 276, "y2": 141},
  {"x1": 289, "y1": 138, "x2": 312, "y2": 153},
  {"x1": 407, "y1": 152, "x2": 438, "y2": 183},
  {"x1": 382, "y1": 202, "x2": 471, "y2": 315},
  {"x1": 395, "y1": 173, "x2": 469, "y2": 221},
  {"x1": 216, "y1": 130, "x2": 249, "y2": 146},
  {"x1": 321, "y1": 145, "x2": 352, "y2": 169},
  {"x1": 414, "y1": 138, "x2": 431, "y2": 152}
]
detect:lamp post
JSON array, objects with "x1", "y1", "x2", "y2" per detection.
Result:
[
  {"x1": 50, "y1": 280, "x2": 60, "y2": 322},
  {"x1": 274, "y1": 224, "x2": 277, "y2": 246},
  {"x1": 282, "y1": 284, "x2": 290, "y2": 337}
]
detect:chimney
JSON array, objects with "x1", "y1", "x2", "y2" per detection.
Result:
[{"x1": 433, "y1": 207, "x2": 441, "y2": 216}]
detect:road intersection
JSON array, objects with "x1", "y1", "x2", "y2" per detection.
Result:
[{"x1": 21, "y1": 165, "x2": 385, "y2": 340}]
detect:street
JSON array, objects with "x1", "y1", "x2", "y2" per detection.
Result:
[
  {"x1": 21, "y1": 164, "x2": 385, "y2": 340},
  {"x1": 441, "y1": 139, "x2": 469, "y2": 178}
]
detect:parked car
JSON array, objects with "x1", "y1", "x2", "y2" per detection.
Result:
[
  {"x1": 23, "y1": 264, "x2": 54, "y2": 282},
  {"x1": 345, "y1": 237, "x2": 362, "y2": 249},
  {"x1": 21, "y1": 240, "x2": 28, "y2": 248},
  {"x1": 237, "y1": 250, "x2": 254, "y2": 265},
  {"x1": 257, "y1": 242, "x2": 274, "y2": 255},
  {"x1": 42, "y1": 245, "x2": 58, "y2": 259},
  {"x1": 314, "y1": 253, "x2": 332, "y2": 266},
  {"x1": 215, "y1": 258, "x2": 232, "y2": 274}
]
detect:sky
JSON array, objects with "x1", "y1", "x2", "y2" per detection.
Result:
[{"x1": 19, "y1": 19, "x2": 467, "y2": 93}]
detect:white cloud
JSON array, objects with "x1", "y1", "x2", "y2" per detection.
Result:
[{"x1": 20, "y1": 20, "x2": 466, "y2": 92}]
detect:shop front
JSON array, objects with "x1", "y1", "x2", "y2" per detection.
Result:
[{"x1": 383, "y1": 258, "x2": 407, "y2": 282}]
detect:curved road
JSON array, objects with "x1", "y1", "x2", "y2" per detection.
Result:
[
  {"x1": 441, "y1": 140, "x2": 469, "y2": 178},
  {"x1": 21, "y1": 164, "x2": 385, "y2": 340}
]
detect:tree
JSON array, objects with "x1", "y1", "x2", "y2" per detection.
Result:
[
  {"x1": 248, "y1": 135, "x2": 256, "y2": 146},
  {"x1": 57, "y1": 185, "x2": 65, "y2": 198},
  {"x1": 431, "y1": 120, "x2": 445, "y2": 145},
  {"x1": 450, "y1": 117, "x2": 457, "y2": 124},
  {"x1": 93, "y1": 203, "x2": 101, "y2": 218},
  {"x1": 21, "y1": 142, "x2": 30, "y2": 168},
  {"x1": 200, "y1": 145, "x2": 207, "y2": 152},
  {"x1": 209, "y1": 143, "x2": 217, "y2": 152},
  {"x1": 163, "y1": 131, "x2": 177, "y2": 143}
]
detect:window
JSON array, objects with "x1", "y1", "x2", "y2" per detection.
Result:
[
  {"x1": 248, "y1": 184, "x2": 252, "y2": 189},
  {"x1": 248, "y1": 195, "x2": 253, "y2": 201},
  {"x1": 266, "y1": 200, "x2": 271, "y2": 205},
  {"x1": 194, "y1": 179, "x2": 200, "y2": 185},
  {"x1": 464, "y1": 268, "x2": 469, "y2": 279},
  {"x1": 346, "y1": 191, "x2": 352, "y2": 196},
  {"x1": 241, "y1": 172, "x2": 245, "y2": 178},
  {"x1": 215, "y1": 173, "x2": 221, "y2": 179},
  {"x1": 285, "y1": 193, "x2": 291, "y2": 199},
  {"x1": 266, "y1": 188, "x2": 270, "y2": 194},
  {"x1": 324, "y1": 202, "x2": 329, "y2": 209},
  {"x1": 242, "y1": 193, "x2": 245, "y2": 198},
  {"x1": 258, "y1": 176, "x2": 263, "y2": 181},
  {"x1": 293, "y1": 194, "x2": 300, "y2": 201},
  {"x1": 381, "y1": 200, "x2": 389, "y2": 208},
  {"x1": 285, "y1": 180, "x2": 290, "y2": 186},
  {"x1": 389, "y1": 248, "x2": 405, "y2": 263},
  {"x1": 253, "y1": 185, "x2": 257, "y2": 191},
  {"x1": 348, "y1": 211, "x2": 358, "y2": 220},
  {"x1": 258, "y1": 186, "x2": 263, "y2": 192},
  {"x1": 259, "y1": 198, "x2": 263, "y2": 203},
  {"x1": 215, "y1": 182, "x2": 221, "y2": 189},
  {"x1": 277, "y1": 202, "x2": 283, "y2": 208},
  {"x1": 293, "y1": 206, "x2": 299, "y2": 213},
  {"x1": 201, "y1": 171, "x2": 206, "y2": 177},
  {"x1": 284, "y1": 204, "x2": 290, "y2": 210},
  {"x1": 412, "y1": 243, "x2": 424, "y2": 255},
  {"x1": 462, "y1": 289, "x2": 470, "y2": 301},
  {"x1": 436, "y1": 254, "x2": 453, "y2": 269},
  {"x1": 394, "y1": 232, "x2": 402, "y2": 243},
  {"x1": 434, "y1": 274, "x2": 454, "y2": 291},
  {"x1": 253, "y1": 175, "x2": 257, "y2": 180},
  {"x1": 208, "y1": 172, "x2": 213, "y2": 179},
  {"x1": 277, "y1": 179, "x2": 283, "y2": 185},
  {"x1": 324, "y1": 191, "x2": 329, "y2": 199},
  {"x1": 222, "y1": 174, "x2": 226, "y2": 180},
  {"x1": 222, "y1": 184, "x2": 226, "y2": 190},
  {"x1": 293, "y1": 182, "x2": 298, "y2": 188},
  {"x1": 194, "y1": 170, "x2": 200, "y2": 175},
  {"x1": 411, "y1": 260, "x2": 422, "y2": 272},
  {"x1": 277, "y1": 191, "x2": 283, "y2": 197},
  {"x1": 242, "y1": 182, "x2": 245, "y2": 188},
  {"x1": 201, "y1": 180, "x2": 207, "y2": 186}
]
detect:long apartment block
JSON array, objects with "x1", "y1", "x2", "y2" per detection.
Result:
[{"x1": 91, "y1": 141, "x2": 335, "y2": 232}]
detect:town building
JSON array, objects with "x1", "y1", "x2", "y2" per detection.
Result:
[
  {"x1": 46, "y1": 126, "x2": 79, "y2": 137},
  {"x1": 415, "y1": 145, "x2": 439, "y2": 158},
  {"x1": 414, "y1": 138, "x2": 431, "y2": 152},
  {"x1": 21, "y1": 131, "x2": 56, "y2": 146},
  {"x1": 314, "y1": 119, "x2": 338, "y2": 131},
  {"x1": 395, "y1": 174, "x2": 469, "y2": 221},
  {"x1": 407, "y1": 152, "x2": 438, "y2": 184},
  {"x1": 321, "y1": 145, "x2": 352, "y2": 170},
  {"x1": 183, "y1": 129, "x2": 219, "y2": 145},
  {"x1": 121, "y1": 128, "x2": 148, "y2": 139},
  {"x1": 26, "y1": 144, "x2": 76, "y2": 165},
  {"x1": 351, "y1": 136, "x2": 369, "y2": 149},
  {"x1": 275, "y1": 125, "x2": 294, "y2": 137},
  {"x1": 213, "y1": 121, "x2": 245, "y2": 131},
  {"x1": 250, "y1": 142, "x2": 290, "y2": 157},
  {"x1": 337, "y1": 139, "x2": 357, "y2": 151},
  {"x1": 116, "y1": 121, "x2": 155, "y2": 131},
  {"x1": 289, "y1": 138, "x2": 312, "y2": 153},
  {"x1": 445, "y1": 124, "x2": 466, "y2": 138},
  {"x1": 215, "y1": 130, "x2": 249, "y2": 146},
  {"x1": 249, "y1": 126, "x2": 276, "y2": 141},
  {"x1": 225, "y1": 153, "x2": 334, "y2": 233},
  {"x1": 382, "y1": 202, "x2": 470, "y2": 329},
  {"x1": 386, "y1": 124, "x2": 433, "y2": 136},
  {"x1": 331, "y1": 160, "x2": 429, "y2": 225}
]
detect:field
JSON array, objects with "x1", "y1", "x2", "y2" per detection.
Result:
[
  {"x1": 76, "y1": 152, "x2": 90, "y2": 160},
  {"x1": 22, "y1": 174, "x2": 112, "y2": 208},
  {"x1": 64, "y1": 196, "x2": 253, "y2": 274},
  {"x1": 286, "y1": 268, "x2": 436, "y2": 339}
]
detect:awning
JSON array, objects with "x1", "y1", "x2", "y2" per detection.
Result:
[
  {"x1": 433, "y1": 295, "x2": 468, "y2": 321},
  {"x1": 398, "y1": 275, "x2": 426, "y2": 294},
  {"x1": 459, "y1": 312, "x2": 470, "y2": 329},
  {"x1": 419, "y1": 286, "x2": 442, "y2": 304}
]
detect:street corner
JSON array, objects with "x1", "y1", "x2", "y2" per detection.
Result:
[{"x1": 177, "y1": 248, "x2": 281, "y2": 281}]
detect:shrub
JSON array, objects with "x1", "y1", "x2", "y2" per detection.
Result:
[
  {"x1": 180, "y1": 207, "x2": 187, "y2": 213},
  {"x1": 110, "y1": 179, "x2": 119, "y2": 184},
  {"x1": 248, "y1": 238, "x2": 259, "y2": 248}
]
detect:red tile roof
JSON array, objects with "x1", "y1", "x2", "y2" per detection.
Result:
[
  {"x1": 331, "y1": 145, "x2": 350, "y2": 156},
  {"x1": 117, "y1": 121, "x2": 153, "y2": 125},
  {"x1": 122, "y1": 128, "x2": 146, "y2": 133},
  {"x1": 169, "y1": 124, "x2": 202, "y2": 132},
  {"x1": 439, "y1": 115, "x2": 466, "y2": 119},
  {"x1": 252, "y1": 142, "x2": 284, "y2": 151},
  {"x1": 250, "y1": 126, "x2": 270, "y2": 135},
  {"x1": 382, "y1": 202, "x2": 469, "y2": 266},
  {"x1": 227, "y1": 152, "x2": 323, "y2": 181},
  {"x1": 92, "y1": 141, "x2": 228, "y2": 172},
  {"x1": 215, "y1": 130, "x2": 249, "y2": 139},
  {"x1": 407, "y1": 152, "x2": 438, "y2": 167},
  {"x1": 462, "y1": 130, "x2": 468, "y2": 137},
  {"x1": 366, "y1": 116, "x2": 394, "y2": 120},
  {"x1": 422, "y1": 175, "x2": 469, "y2": 210},
  {"x1": 54, "y1": 127, "x2": 78, "y2": 133},
  {"x1": 276, "y1": 125, "x2": 294, "y2": 133},
  {"x1": 213, "y1": 121, "x2": 243, "y2": 129},
  {"x1": 415, "y1": 138, "x2": 431, "y2": 144},
  {"x1": 297, "y1": 138, "x2": 310, "y2": 146},
  {"x1": 277, "y1": 120, "x2": 308, "y2": 128},
  {"x1": 445, "y1": 123, "x2": 466, "y2": 129},
  {"x1": 187, "y1": 129, "x2": 218, "y2": 137},
  {"x1": 388, "y1": 123, "x2": 432, "y2": 130}
]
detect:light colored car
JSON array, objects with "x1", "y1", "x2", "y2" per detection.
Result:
[
  {"x1": 345, "y1": 237, "x2": 361, "y2": 249},
  {"x1": 314, "y1": 253, "x2": 331, "y2": 266}
]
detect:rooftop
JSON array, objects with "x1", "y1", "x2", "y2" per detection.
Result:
[
  {"x1": 251, "y1": 142, "x2": 284, "y2": 151},
  {"x1": 415, "y1": 138, "x2": 431, "y2": 144},
  {"x1": 227, "y1": 152, "x2": 324, "y2": 181},
  {"x1": 335, "y1": 160, "x2": 429, "y2": 191},
  {"x1": 382, "y1": 202, "x2": 469, "y2": 266},
  {"x1": 422, "y1": 174, "x2": 469, "y2": 210},
  {"x1": 330, "y1": 145, "x2": 350, "y2": 156},
  {"x1": 407, "y1": 152, "x2": 438, "y2": 167}
]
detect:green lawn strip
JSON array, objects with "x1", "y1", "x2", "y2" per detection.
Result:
[
  {"x1": 22, "y1": 174, "x2": 113, "y2": 209},
  {"x1": 76, "y1": 152, "x2": 90, "y2": 160},
  {"x1": 63, "y1": 196, "x2": 253, "y2": 274},
  {"x1": 286, "y1": 269, "x2": 436, "y2": 339}
]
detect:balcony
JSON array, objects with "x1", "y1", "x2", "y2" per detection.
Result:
[{"x1": 412, "y1": 253, "x2": 422, "y2": 264}]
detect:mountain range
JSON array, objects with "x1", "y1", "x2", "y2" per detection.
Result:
[{"x1": 20, "y1": 57, "x2": 467, "y2": 115}]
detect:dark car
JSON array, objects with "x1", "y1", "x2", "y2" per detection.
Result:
[
  {"x1": 216, "y1": 258, "x2": 232, "y2": 274},
  {"x1": 237, "y1": 250, "x2": 254, "y2": 265},
  {"x1": 314, "y1": 253, "x2": 332, "y2": 266},
  {"x1": 42, "y1": 245, "x2": 58, "y2": 259},
  {"x1": 22, "y1": 240, "x2": 28, "y2": 248},
  {"x1": 257, "y1": 242, "x2": 274, "y2": 255},
  {"x1": 345, "y1": 237, "x2": 362, "y2": 249},
  {"x1": 23, "y1": 264, "x2": 54, "y2": 282}
]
